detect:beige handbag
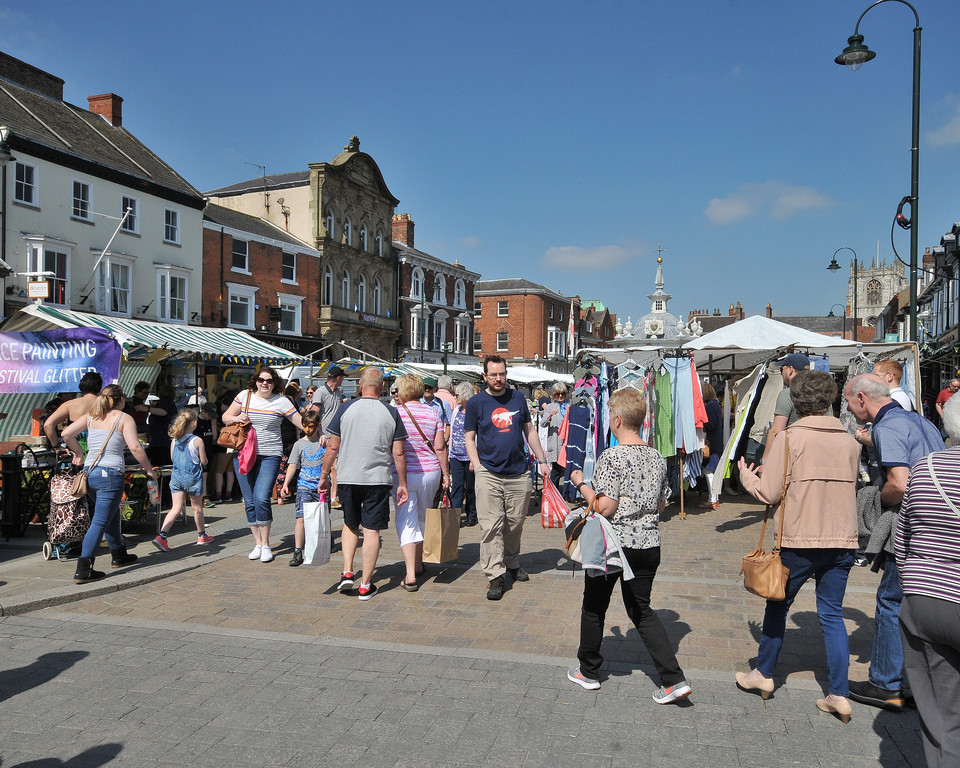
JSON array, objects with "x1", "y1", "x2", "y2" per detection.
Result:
[{"x1": 740, "y1": 434, "x2": 790, "y2": 601}]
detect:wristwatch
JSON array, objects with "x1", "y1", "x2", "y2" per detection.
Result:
[{"x1": 575, "y1": 481, "x2": 588, "y2": 493}]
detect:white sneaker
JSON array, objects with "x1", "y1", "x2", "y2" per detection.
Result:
[
  {"x1": 260, "y1": 546, "x2": 274, "y2": 563},
  {"x1": 248, "y1": 546, "x2": 262, "y2": 560}
]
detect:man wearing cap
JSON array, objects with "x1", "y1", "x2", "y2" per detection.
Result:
[
  {"x1": 760, "y1": 353, "x2": 809, "y2": 470},
  {"x1": 421, "y1": 375, "x2": 451, "y2": 505},
  {"x1": 312, "y1": 366, "x2": 347, "y2": 505}
]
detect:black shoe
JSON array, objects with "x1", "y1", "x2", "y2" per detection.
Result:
[
  {"x1": 487, "y1": 575, "x2": 504, "y2": 601},
  {"x1": 110, "y1": 546, "x2": 138, "y2": 568},
  {"x1": 466, "y1": 517, "x2": 478, "y2": 527},
  {"x1": 507, "y1": 567, "x2": 529, "y2": 582},
  {"x1": 849, "y1": 681, "x2": 904, "y2": 712},
  {"x1": 289, "y1": 549, "x2": 304, "y2": 567},
  {"x1": 73, "y1": 557, "x2": 106, "y2": 584}
]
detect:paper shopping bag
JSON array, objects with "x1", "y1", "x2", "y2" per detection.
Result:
[
  {"x1": 422, "y1": 504, "x2": 459, "y2": 564},
  {"x1": 302, "y1": 497, "x2": 331, "y2": 566}
]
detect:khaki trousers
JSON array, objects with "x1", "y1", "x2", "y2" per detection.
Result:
[{"x1": 474, "y1": 466, "x2": 532, "y2": 580}]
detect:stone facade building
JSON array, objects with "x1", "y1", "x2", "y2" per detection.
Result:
[
  {"x1": 393, "y1": 214, "x2": 479, "y2": 365},
  {"x1": 206, "y1": 137, "x2": 401, "y2": 361},
  {"x1": 848, "y1": 256, "x2": 907, "y2": 331}
]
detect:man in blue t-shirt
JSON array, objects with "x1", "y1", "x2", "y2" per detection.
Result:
[
  {"x1": 465, "y1": 356, "x2": 549, "y2": 601},
  {"x1": 844, "y1": 373, "x2": 944, "y2": 712}
]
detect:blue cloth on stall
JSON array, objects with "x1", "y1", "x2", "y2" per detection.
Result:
[
  {"x1": 562, "y1": 404, "x2": 590, "y2": 500},
  {"x1": 810, "y1": 355, "x2": 830, "y2": 372},
  {"x1": 663, "y1": 357, "x2": 697, "y2": 451}
]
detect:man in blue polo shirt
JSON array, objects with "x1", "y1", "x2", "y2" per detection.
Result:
[
  {"x1": 465, "y1": 356, "x2": 550, "y2": 601},
  {"x1": 844, "y1": 373, "x2": 943, "y2": 711}
]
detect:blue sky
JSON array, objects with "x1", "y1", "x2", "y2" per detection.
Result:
[{"x1": 5, "y1": 1, "x2": 959, "y2": 322}]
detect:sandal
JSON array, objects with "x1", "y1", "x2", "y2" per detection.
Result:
[{"x1": 401, "y1": 580, "x2": 420, "y2": 592}]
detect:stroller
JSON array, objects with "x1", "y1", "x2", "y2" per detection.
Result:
[{"x1": 44, "y1": 456, "x2": 90, "y2": 561}]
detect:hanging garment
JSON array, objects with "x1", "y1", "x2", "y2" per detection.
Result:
[
  {"x1": 748, "y1": 364, "x2": 782, "y2": 445},
  {"x1": 653, "y1": 369, "x2": 675, "y2": 458},
  {"x1": 562, "y1": 404, "x2": 591, "y2": 500},
  {"x1": 663, "y1": 357, "x2": 698, "y2": 452},
  {"x1": 689, "y1": 359, "x2": 708, "y2": 429}
]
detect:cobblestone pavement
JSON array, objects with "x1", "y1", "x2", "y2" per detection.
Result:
[{"x1": 0, "y1": 495, "x2": 924, "y2": 767}]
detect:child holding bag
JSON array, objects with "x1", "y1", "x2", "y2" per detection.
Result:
[
  {"x1": 153, "y1": 409, "x2": 213, "y2": 551},
  {"x1": 281, "y1": 409, "x2": 327, "y2": 566}
]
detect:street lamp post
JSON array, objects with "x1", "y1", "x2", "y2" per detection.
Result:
[
  {"x1": 828, "y1": 304, "x2": 848, "y2": 339},
  {"x1": 827, "y1": 247, "x2": 858, "y2": 340},
  {"x1": 835, "y1": 0, "x2": 921, "y2": 342}
]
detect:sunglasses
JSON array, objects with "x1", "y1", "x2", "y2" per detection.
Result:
[{"x1": 257, "y1": 377, "x2": 274, "y2": 384}]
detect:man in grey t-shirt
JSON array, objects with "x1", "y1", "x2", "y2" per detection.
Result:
[
  {"x1": 320, "y1": 367, "x2": 407, "y2": 601},
  {"x1": 311, "y1": 365, "x2": 346, "y2": 505},
  {"x1": 311, "y1": 365, "x2": 346, "y2": 434}
]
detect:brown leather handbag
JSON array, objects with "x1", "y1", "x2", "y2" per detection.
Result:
[
  {"x1": 217, "y1": 391, "x2": 252, "y2": 449},
  {"x1": 740, "y1": 434, "x2": 790, "y2": 601}
]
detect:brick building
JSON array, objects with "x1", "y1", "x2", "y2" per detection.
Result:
[
  {"x1": 578, "y1": 300, "x2": 617, "y2": 348},
  {"x1": 201, "y1": 204, "x2": 321, "y2": 356},
  {"x1": 392, "y1": 214, "x2": 480, "y2": 364},
  {"x1": 474, "y1": 279, "x2": 579, "y2": 373}
]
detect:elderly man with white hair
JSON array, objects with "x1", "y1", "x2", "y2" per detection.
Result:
[{"x1": 843, "y1": 373, "x2": 943, "y2": 713}]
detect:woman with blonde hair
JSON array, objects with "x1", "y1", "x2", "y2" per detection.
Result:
[
  {"x1": 567, "y1": 387, "x2": 691, "y2": 703},
  {"x1": 392, "y1": 373, "x2": 449, "y2": 590},
  {"x1": 62, "y1": 384, "x2": 157, "y2": 583}
]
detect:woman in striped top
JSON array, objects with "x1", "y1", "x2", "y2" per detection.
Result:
[
  {"x1": 895, "y1": 392, "x2": 960, "y2": 768},
  {"x1": 222, "y1": 367, "x2": 303, "y2": 564}
]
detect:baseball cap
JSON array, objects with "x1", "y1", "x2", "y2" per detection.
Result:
[
  {"x1": 422, "y1": 376, "x2": 438, "y2": 388},
  {"x1": 327, "y1": 366, "x2": 346, "y2": 378},
  {"x1": 776, "y1": 353, "x2": 810, "y2": 370}
]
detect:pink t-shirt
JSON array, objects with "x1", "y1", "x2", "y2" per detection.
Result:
[{"x1": 395, "y1": 401, "x2": 442, "y2": 474}]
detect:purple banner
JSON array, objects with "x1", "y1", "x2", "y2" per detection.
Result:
[{"x1": 0, "y1": 327, "x2": 121, "y2": 393}]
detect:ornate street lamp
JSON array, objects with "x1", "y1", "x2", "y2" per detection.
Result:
[
  {"x1": 827, "y1": 303, "x2": 848, "y2": 340},
  {"x1": 835, "y1": 0, "x2": 921, "y2": 342},
  {"x1": 827, "y1": 246, "x2": 858, "y2": 340}
]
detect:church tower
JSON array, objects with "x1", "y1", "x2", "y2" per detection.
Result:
[{"x1": 848, "y1": 255, "x2": 907, "y2": 328}]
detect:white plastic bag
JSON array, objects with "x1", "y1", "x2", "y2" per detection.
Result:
[{"x1": 302, "y1": 495, "x2": 331, "y2": 566}]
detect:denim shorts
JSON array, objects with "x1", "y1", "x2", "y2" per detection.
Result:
[{"x1": 295, "y1": 486, "x2": 320, "y2": 520}]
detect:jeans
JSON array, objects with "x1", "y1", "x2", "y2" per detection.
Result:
[
  {"x1": 449, "y1": 458, "x2": 476, "y2": 522},
  {"x1": 235, "y1": 454, "x2": 281, "y2": 526},
  {"x1": 81, "y1": 466, "x2": 126, "y2": 558},
  {"x1": 577, "y1": 545, "x2": 685, "y2": 687},
  {"x1": 756, "y1": 548, "x2": 854, "y2": 697},
  {"x1": 871, "y1": 556, "x2": 904, "y2": 691}
]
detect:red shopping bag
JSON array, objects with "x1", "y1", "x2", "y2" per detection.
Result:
[{"x1": 541, "y1": 475, "x2": 568, "y2": 528}]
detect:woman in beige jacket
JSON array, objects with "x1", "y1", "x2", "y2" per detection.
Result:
[{"x1": 736, "y1": 370, "x2": 860, "y2": 722}]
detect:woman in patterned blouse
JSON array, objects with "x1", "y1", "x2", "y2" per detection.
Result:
[{"x1": 566, "y1": 387, "x2": 692, "y2": 705}]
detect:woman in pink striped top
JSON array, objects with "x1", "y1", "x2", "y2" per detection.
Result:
[{"x1": 392, "y1": 374, "x2": 449, "y2": 591}]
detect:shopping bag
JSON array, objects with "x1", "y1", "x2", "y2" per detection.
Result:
[
  {"x1": 541, "y1": 476, "x2": 568, "y2": 528},
  {"x1": 302, "y1": 494, "x2": 331, "y2": 566},
  {"x1": 49, "y1": 466, "x2": 91, "y2": 544},
  {"x1": 237, "y1": 427, "x2": 257, "y2": 475},
  {"x1": 423, "y1": 499, "x2": 459, "y2": 564}
]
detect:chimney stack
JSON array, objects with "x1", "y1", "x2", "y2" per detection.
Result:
[
  {"x1": 88, "y1": 93, "x2": 123, "y2": 127},
  {"x1": 392, "y1": 213, "x2": 414, "y2": 247},
  {"x1": 765, "y1": 303, "x2": 772, "y2": 319}
]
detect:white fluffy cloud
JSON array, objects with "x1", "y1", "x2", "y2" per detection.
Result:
[
  {"x1": 705, "y1": 182, "x2": 832, "y2": 225},
  {"x1": 927, "y1": 96, "x2": 960, "y2": 147},
  {"x1": 457, "y1": 235, "x2": 482, "y2": 249},
  {"x1": 541, "y1": 245, "x2": 632, "y2": 270}
]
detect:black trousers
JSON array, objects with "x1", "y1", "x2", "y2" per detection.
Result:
[{"x1": 577, "y1": 545, "x2": 685, "y2": 686}]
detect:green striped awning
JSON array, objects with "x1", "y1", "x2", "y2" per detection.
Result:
[{"x1": 2, "y1": 304, "x2": 303, "y2": 365}]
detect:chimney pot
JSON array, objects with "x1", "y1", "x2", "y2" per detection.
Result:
[
  {"x1": 88, "y1": 93, "x2": 123, "y2": 127},
  {"x1": 392, "y1": 213, "x2": 414, "y2": 247}
]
